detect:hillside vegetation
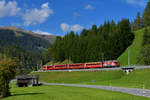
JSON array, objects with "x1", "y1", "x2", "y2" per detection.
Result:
[
  {"x1": 2, "y1": 85, "x2": 150, "y2": 100},
  {"x1": 32, "y1": 69, "x2": 150, "y2": 89},
  {"x1": 118, "y1": 29, "x2": 144, "y2": 66}
]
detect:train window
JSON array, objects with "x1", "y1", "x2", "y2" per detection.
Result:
[
  {"x1": 69, "y1": 65, "x2": 83, "y2": 66},
  {"x1": 86, "y1": 63, "x2": 101, "y2": 66},
  {"x1": 44, "y1": 66, "x2": 48, "y2": 68},
  {"x1": 55, "y1": 65, "x2": 67, "y2": 67},
  {"x1": 113, "y1": 62, "x2": 119, "y2": 64},
  {"x1": 69, "y1": 64, "x2": 84, "y2": 67},
  {"x1": 47, "y1": 66, "x2": 51, "y2": 68},
  {"x1": 44, "y1": 66, "x2": 52, "y2": 68}
]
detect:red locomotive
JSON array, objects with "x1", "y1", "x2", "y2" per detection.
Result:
[{"x1": 42, "y1": 60, "x2": 120, "y2": 70}]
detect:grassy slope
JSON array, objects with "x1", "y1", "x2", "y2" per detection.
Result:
[
  {"x1": 32, "y1": 69, "x2": 150, "y2": 89},
  {"x1": 118, "y1": 29, "x2": 144, "y2": 66},
  {"x1": 2, "y1": 85, "x2": 150, "y2": 100}
]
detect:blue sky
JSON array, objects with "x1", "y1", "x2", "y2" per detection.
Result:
[{"x1": 0, "y1": 0, "x2": 148, "y2": 36}]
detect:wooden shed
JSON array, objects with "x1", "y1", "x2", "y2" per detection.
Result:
[{"x1": 16, "y1": 75, "x2": 39, "y2": 87}]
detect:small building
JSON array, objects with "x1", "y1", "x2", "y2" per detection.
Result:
[{"x1": 16, "y1": 75, "x2": 39, "y2": 87}]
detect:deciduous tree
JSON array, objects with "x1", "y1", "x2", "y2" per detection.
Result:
[{"x1": 0, "y1": 58, "x2": 17, "y2": 98}]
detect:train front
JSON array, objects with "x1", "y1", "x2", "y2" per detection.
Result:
[{"x1": 42, "y1": 65, "x2": 53, "y2": 70}]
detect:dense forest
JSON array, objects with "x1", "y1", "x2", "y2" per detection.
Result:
[
  {"x1": 0, "y1": 45, "x2": 41, "y2": 73},
  {"x1": 45, "y1": 19, "x2": 134, "y2": 63},
  {"x1": 0, "y1": 28, "x2": 55, "y2": 73}
]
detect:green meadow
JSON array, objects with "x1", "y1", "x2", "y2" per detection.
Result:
[
  {"x1": 2, "y1": 85, "x2": 150, "y2": 100},
  {"x1": 32, "y1": 68, "x2": 150, "y2": 89}
]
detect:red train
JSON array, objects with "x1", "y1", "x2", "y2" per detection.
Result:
[{"x1": 42, "y1": 60, "x2": 120, "y2": 70}]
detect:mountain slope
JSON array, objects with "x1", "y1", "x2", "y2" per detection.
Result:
[
  {"x1": 0, "y1": 26, "x2": 56, "y2": 53},
  {"x1": 118, "y1": 29, "x2": 144, "y2": 66}
]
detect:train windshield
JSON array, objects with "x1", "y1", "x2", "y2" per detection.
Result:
[{"x1": 43, "y1": 66, "x2": 52, "y2": 69}]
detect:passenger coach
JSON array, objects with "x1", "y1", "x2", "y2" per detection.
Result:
[{"x1": 43, "y1": 60, "x2": 120, "y2": 70}]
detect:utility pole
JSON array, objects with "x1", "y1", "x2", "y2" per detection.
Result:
[
  {"x1": 68, "y1": 56, "x2": 70, "y2": 64},
  {"x1": 36, "y1": 64, "x2": 38, "y2": 71},
  {"x1": 128, "y1": 49, "x2": 130, "y2": 66},
  {"x1": 102, "y1": 53, "x2": 104, "y2": 62},
  {"x1": 41, "y1": 60, "x2": 43, "y2": 69},
  {"x1": 102, "y1": 53, "x2": 104, "y2": 67}
]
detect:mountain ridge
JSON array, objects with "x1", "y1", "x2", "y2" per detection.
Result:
[
  {"x1": 0, "y1": 26, "x2": 56, "y2": 44},
  {"x1": 0, "y1": 26, "x2": 56, "y2": 53}
]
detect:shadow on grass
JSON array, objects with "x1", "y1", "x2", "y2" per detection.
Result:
[
  {"x1": 12, "y1": 93, "x2": 44, "y2": 96},
  {"x1": 2, "y1": 93, "x2": 44, "y2": 99}
]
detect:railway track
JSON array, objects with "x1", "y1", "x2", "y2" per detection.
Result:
[{"x1": 32, "y1": 65, "x2": 150, "y2": 73}]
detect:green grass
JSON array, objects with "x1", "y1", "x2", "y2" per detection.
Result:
[
  {"x1": 118, "y1": 29, "x2": 144, "y2": 66},
  {"x1": 2, "y1": 84, "x2": 150, "y2": 100},
  {"x1": 32, "y1": 69, "x2": 150, "y2": 89}
]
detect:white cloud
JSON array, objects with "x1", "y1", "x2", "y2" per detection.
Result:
[
  {"x1": 0, "y1": 0, "x2": 20, "y2": 17},
  {"x1": 60, "y1": 23, "x2": 84, "y2": 32},
  {"x1": 85, "y1": 4, "x2": 94, "y2": 10},
  {"x1": 70, "y1": 24, "x2": 84, "y2": 32},
  {"x1": 23, "y1": 2, "x2": 53, "y2": 26},
  {"x1": 33, "y1": 30, "x2": 52, "y2": 35},
  {"x1": 123, "y1": 0, "x2": 147, "y2": 7},
  {"x1": 60, "y1": 23, "x2": 70, "y2": 32}
]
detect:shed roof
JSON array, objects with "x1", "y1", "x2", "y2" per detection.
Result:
[{"x1": 16, "y1": 75, "x2": 39, "y2": 79}]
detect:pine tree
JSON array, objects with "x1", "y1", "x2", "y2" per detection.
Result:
[
  {"x1": 117, "y1": 19, "x2": 134, "y2": 56},
  {"x1": 134, "y1": 12, "x2": 143, "y2": 30},
  {"x1": 134, "y1": 12, "x2": 141, "y2": 30},
  {"x1": 51, "y1": 36, "x2": 65, "y2": 62},
  {"x1": 80, "y1": 29, "x2": 88, "y2": 37},
  {"x1": 143, "y1": 0, "x2": 150, "y2": 26},
  {"x1": 110, "y1": 20, "x2": 116, "y2": 33},
  {"x1": 91, "y1": 24, "x2": 98, "y2": 34},
  {"x1": 98, "y1": 25, "x2": 103, "y2": 35}
]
